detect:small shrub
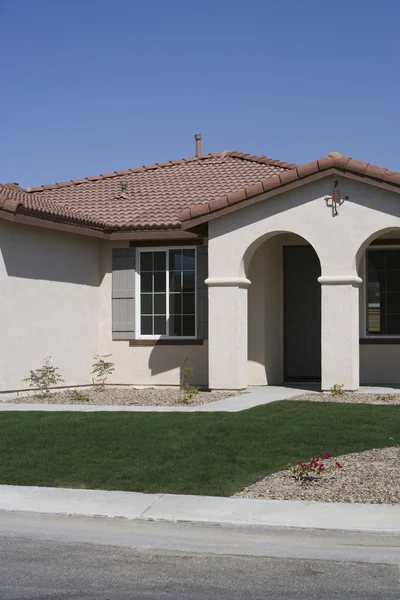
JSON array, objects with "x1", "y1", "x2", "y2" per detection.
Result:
[
  {"x1": 68, "y1": 389, "x2": 90, "y2": 402},
  {"x1": 23, "y1": 357, "x2": 64, "y2": 398},
  {"x1": 91, "y1": 353, "x2": 115, "y2": 391},
  {"x1": 180, "y1": 355, "x2": 198, "y2": 404},
  {"x1": 377, "y1": 394, "x2": 396, "y2": 402},
  {"x1": 286, "y1": 451, "x2": 343, "y2": 482},
  {"x1": 331, "y1": 383, "x2": 344, "y2": 396}
]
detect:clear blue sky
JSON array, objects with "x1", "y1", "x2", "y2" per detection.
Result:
[{"x1": 2, "y1": 0, "x2": 400, "y2": 187}]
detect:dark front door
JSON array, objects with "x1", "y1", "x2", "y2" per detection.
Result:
[{"x1": 283, "y1": 246, "x2": 321, "y2": 381}]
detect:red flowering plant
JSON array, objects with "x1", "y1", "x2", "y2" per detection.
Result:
[{"x1": 286, "y1": 451, "x2": 343, "y2": 482}]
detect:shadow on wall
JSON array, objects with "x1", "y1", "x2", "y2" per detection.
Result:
[
  {"x1": 0, "y1": 221, "x2": 102, "y2": 286},
  {"x1": 146, "y1": 321, "x2": 207, "y2": 385},
  {"x1": 147, "y1": 344, "x2": 207, "y2": 386}
]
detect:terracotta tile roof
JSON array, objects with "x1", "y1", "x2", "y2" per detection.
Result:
[
  {"x1": 179, "y1": 152, "x2": 400, "y2": 228},
  {"x1": 0, "y1": 152, "x2": 294, "y2": 231}
]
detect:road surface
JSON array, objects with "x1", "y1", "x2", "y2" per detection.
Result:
[{"x1": 0, "y1": 511, "x2": 399, "y2": 599}]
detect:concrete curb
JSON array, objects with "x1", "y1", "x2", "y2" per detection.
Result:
[{"x1": 1, "y1": 485, "x2": 399, "y2": 533}]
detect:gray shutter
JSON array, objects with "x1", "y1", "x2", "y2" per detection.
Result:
[
  {"x1": 196, "y1": 245, "x2": 208, "y2": 340},
  {"x1": 112, "y1": 248, "x2": 136, "y2": 341}
]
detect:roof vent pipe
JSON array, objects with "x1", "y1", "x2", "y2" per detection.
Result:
[{"x1": 194, "y1": 133, "x2": 202, "y2": 157}]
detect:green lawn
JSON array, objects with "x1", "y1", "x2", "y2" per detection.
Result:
[{"x1": 0, "y1": 401, "x2": 398, "y2": 496}]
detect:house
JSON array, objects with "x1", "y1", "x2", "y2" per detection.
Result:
[{"x1": 1, "y1": 136, "x2": 400, "y2": 394}]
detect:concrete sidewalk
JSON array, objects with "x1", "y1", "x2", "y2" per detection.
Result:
[
  {"x1": 0, "y1": 386, "x2": 311, "y2": 413},
  {"x1": 0, "y1": 484, "x2": 399, "y2": 533}
]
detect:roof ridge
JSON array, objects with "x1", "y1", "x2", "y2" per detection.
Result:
[
  {"x1": 24, "y1": 153, "x2": 226, "y2": 193},
  {"x1": 225, "y1": 151, "x2": 296, "y2": 169}
]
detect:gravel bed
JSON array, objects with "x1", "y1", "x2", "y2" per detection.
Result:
[
  {"x1": 234, "y1": 447, "x2": 400, "y2": 504},
  {"x1": 293, "y1": 392, "x2": 400, "y2": 404},
  {"x1": 7, "y1": 387, "x2": 237, "y2": 407}
]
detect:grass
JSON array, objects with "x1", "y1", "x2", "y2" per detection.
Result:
[{"x1": 0, "y1": 401, "x2": 399, "y2": 496}]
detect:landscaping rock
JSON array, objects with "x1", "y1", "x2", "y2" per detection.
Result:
[
  {"x1": 234, "y1": 447, "x2": 400, "y2": 504},
  {"x1": 8, "y1": 387, "x2": 237, "y2": 407},
  {"x1": 293, "y1": 392, "x2": 400, "y2": 404}
]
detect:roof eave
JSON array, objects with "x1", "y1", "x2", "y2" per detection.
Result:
[
  {"x1": 180, "y1": 167, "x2": 400, "y2": 230},
  {"x1": 0, "y1": 208, "x2": 201, "y2": 240}
]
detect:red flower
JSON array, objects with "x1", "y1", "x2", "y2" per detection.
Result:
[
  {"x1": 336, "y1": 461, "x2": 343, "y2": 469},
  {"x1": 302, "y1": 463, "x2": 307, "y2": 470},
  {"x1": 323, "y1": 451, "x2": 331, "y2": 459},
  {"x1": 319, "y1": 463, "x2": 325, "y2": 471}
]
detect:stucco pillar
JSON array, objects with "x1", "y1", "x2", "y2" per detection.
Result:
[
  {"x1": 206, "y1": 277, "x2": 251, "y2": 390},
  {"x1": 319, "y1": 275, "x2": 362, "y2": 391}
]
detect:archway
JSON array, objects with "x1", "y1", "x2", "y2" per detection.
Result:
[
  {"x1": 356, "y1": 228, "x2": 400, "y2": 385},
  {"x1": 246, "y1": 231, "x2": 322, "y2": 386}
]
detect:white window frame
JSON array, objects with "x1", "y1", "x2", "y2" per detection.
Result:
[
  {"x1": 135, "y1": 246, "x2": 197, "y2": 340},
  {"x1": 364, "y1": 245, "x2": 400, "y2": 338}
]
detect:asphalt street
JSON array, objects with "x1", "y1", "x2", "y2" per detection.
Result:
[{"x1": 0, "y1": 511, "x2": 399, "y2": 599}]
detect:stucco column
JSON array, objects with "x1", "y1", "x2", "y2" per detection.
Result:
[
  {"x1": 319, "y1": 275, "x2": 362, "y2": 391},
  {"x1": 206, "y1": 277, "x2": 251, "y2": 390}
]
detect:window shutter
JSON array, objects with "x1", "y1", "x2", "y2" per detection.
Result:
[
  {"x1": 112, "y1": 248, "x2": 136, "y2": 340},
  {"x1": 196, "y1": 245, "x2": 208, "y2": 340}
]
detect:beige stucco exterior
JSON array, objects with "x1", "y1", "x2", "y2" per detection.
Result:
[
  {"x1": 2, "y1": 171, "x2": 400, "y2": 393},
  {"x1": 0, "y1": 220, "x2": 101, "y2": 392},
  {"x1": 0, "y1": 221, "x2": 208, "y2": 393},
  {"x1": 207, "y1": 175, "x2": 400, "y2": 390}
]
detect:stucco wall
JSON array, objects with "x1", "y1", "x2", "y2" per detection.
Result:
[
  {"x1": 98, "y1": 241, "x2": 208, "y2": 387},
  {"x1": 247, "y1": 231, "x2": 400, "y2": 387},
  {"x1": 0, "y1": 225, "x2": 208, "y2": 393},
  {"x1": 0, "y1": 220, "x2": 101, "y2": 392},
  {"x1": 208, "y1": 176, "x2": 400, "y2": 389}
]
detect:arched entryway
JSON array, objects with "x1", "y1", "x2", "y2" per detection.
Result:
[
  {"x1": 356, "y1": 228, "x2": 400, "y2": 385},
  {"x1": 246, "y1": 232, "x2": 322, "y2": 386}
]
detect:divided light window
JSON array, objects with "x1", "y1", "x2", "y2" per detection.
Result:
[
  {"x1": 367, "y1": 249, "x2": 400, "y2": 335},
  {"x1": 138, "y1": 248, "x2": 196, "y2": 337}
]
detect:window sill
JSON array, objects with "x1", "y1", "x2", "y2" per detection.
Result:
[
  {"x1": 129, "y1": 339, "x2": 204, "y2": 347},
  {"x1": 360, "y1": 337, "x2": 400, "y2": 344}
]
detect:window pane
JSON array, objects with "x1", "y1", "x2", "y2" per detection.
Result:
[
  {"x1": 367, "y1": 282, "x2": 381, "y2": 306},
  {"x1": 140, "y1": 252, "x2": 153, "y2": 271},
  {"x1": 367, "y1": 251, "x2": 385, "y2": 272},
  {"x1": 183, "y1": 315, "x2": 196, "y2": 336},
  {"x1": 385, "y1": 250, "x2": 400, "y2": 270},
  {"x1": 141, "y1": 316, "x2": 152, "y2": 335},
  {"x1": 169, "y1": 271, "x2": 181, "y2": 292},
  {"x1": 182, "y1": 249, "x2": 195, "y2": 270},
  {"x1": 368, "y1": 268, "x2": 385, "y2": 286},
  {"x1": 154, "y1": 251, "x2": 166, "y2": 271},
  {"x1": 141, "y1": 294, "x2": 152, "y2": 315},
  {"x1": 386, "y1": 271, "x2": 400, "y2": 292},
  {"x1": 169, "y1": 293, "x2": 181, "y2": 314},
  {"x1": 154, "y1": 316, "x2": 166, "y2": 335},
  {"x1": 154, "y1": 293, "x2": 166, "y2": 314},
  {"x1": 182, "y1": 293, "x2": 195, "y2": 314},
  {"x1": 387, "y1": 314, "x2": 400, "y2": 335},
  {"x1": 141, "y1": 273, "x2": 152, "y2": 293},
  {"x1": 183, "y1": 272, "x2": 195, "y2": 292},
  {"x1": 169, "y1": 250, "x2": 182, "y2": 271},
  {"x1": 386, "y1": 293, "x2": 400, "y2": 313},
  {"x1": 169, "y1": 314, "x2": 182, "y2": 336},
  {"x1": 154, "y1": 272, "x2": 166, "y2": 292},
  {"x1": 139, "y1": 247, "x2": 196, "y2": 338}
]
